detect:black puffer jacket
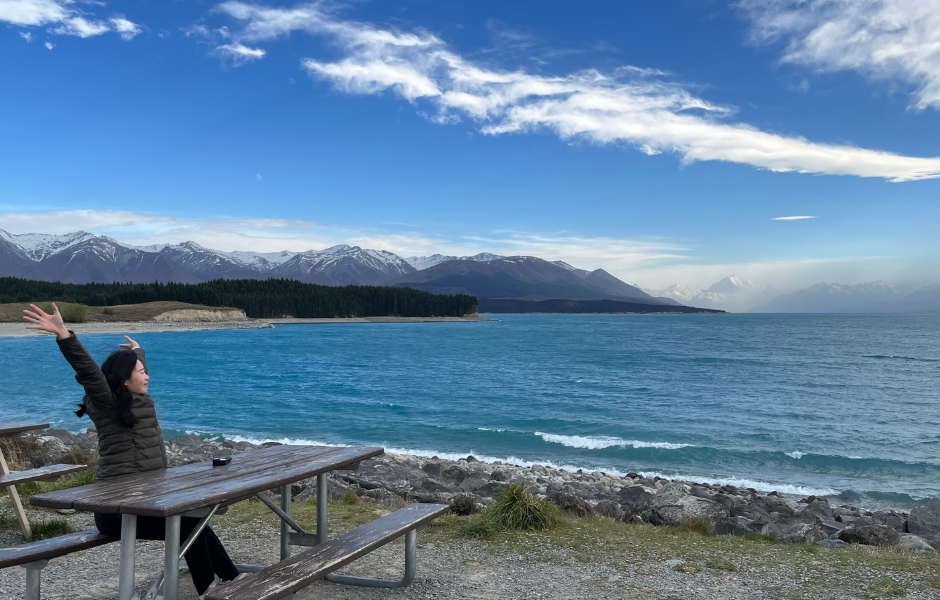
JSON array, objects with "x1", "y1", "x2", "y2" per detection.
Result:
[{"x1": 57, "y1": 333, "x2": 168, "y2": 481}]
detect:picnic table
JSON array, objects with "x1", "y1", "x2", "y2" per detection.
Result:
[
  {"x1": 0, "y1": 422, "x2": 87, "y2": 540},
  {"x1": 31, "y1": 443, "x2": 429, "y2": 600}
]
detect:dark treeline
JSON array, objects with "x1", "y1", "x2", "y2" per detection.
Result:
[{"x1": 0, "y1": 277, "x2": 478, "y2": 318}]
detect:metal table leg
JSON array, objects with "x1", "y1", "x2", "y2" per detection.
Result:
[
  {"x1": 164, "y1": 515, "x2": 181, "y2": 600},
  {"x1": 280, "y1": 483, "x2": 291, "y2": 560},
  {"x1": 317, "y1": 473, "x2": 327, "y2": 543},
  {"x1": 119, "y1": 514, "x2": 137, "y2": 600}
]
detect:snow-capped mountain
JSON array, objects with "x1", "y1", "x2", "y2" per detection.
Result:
[
  {"x1": 0, "y1": 230, "x2": 97, "y2": 261},
  {"x1": 648, "y1": 276, "x2": 779, "y2": 312},
  {"x1": 272, "y1": 245, "x2": 416, "y2": 285},
  {"x1": 404, "y1": 252, "x2": 503, "y2": 271}
]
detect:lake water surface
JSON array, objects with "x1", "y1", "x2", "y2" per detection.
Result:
[{"x1": 3, "y1": 314, "x2": 939, "y2": 509}]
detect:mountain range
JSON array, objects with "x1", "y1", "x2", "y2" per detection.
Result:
[
  {"x1": 2, "y1": 230, "x2": 936, "y2": 313},
  {"x1": 0, "y1": 230, "x2": 678, "y2": 307}
]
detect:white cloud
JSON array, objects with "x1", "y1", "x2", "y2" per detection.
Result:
[
  {"x1": 772, "y1": 215, "x2": 817, "y2": 220},
  {"x1": 19, "y1": 31, "x2": 33, "y2": 42},
  {"x1": 44, "y1": 41, "x2": 54, "y2": 50},
  {"x1": 740, "y1": 0, "x2": 940, "y2": 110},
  {"x1": 0, "y1": 0, "x2": 142, "y2": 40},
  {"x1": 208, "y1": 1, "x2": 940, "y2": 182},
  {"x1": 256, "y1": 174, "x2": 262, "y2": 181},
  {"x1": 215, "y1": 43, "x2": 266, "y2": 65},
  {"x1": 110, "y1": 16, "x2": 142, "y2": 41}
]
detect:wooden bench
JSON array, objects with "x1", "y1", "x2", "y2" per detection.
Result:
[
  {"x1": 0, "y1": 464, "x2": 89, "y2": 488},
  {"x1": 0, "y1": 528, "x2": 116, "y2": 600},
  {"x1": 207, "y1": 503, "x2": 449, "y2": 600}
]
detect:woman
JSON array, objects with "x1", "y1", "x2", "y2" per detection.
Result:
[{"x1": 24, "y1": 303, "x2": 243, "y2": 598}]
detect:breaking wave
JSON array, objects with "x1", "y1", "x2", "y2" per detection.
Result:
[{"x1": 535, "y1": 432, "x2": 693, "y2": 450}]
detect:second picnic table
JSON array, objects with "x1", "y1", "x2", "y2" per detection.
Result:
[{"x1": 31, "y1": 444, "x2": 386, "y2": 600}]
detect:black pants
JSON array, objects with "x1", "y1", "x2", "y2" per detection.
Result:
[{"x1": 95, "y1": 512, "x2": 239, "y2": 595}]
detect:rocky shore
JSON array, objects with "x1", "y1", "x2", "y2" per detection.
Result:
[{"x1": 23, "y1": 429, "x2": 940, "y2": 554}]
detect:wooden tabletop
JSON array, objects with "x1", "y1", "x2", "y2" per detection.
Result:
[
  {"x1": 31, "y1": 445, "x2": 383, "y2": 517},
  {"x1": 0, "y1": 422, "x2": 50, "y2": 437}
]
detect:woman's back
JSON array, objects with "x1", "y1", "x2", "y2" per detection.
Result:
[{"x1": 56, "y1": 334, "x2": 168, "y2": 480}]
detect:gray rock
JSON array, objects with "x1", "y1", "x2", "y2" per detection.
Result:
[
  {"x1": 33, "y1": 435, "x2": 71, "y2": 467},
  {"x1": 646, "y1": 496, "x2": 727, "y2": 528},
  {"x1": 594, "y1": 500, "x2": 624, "y2": 521},
  {"x1": 801, "y1": 498, "x2": 834, "y2": 522},
  {"x1": 778, "y1": 522, "x2": 828, "y2": 544},
  {"x1": 551, "y1": 492, "x2": 595, "y2": 518},
  {"x1": 908, "y1": 498, "x2": 940, "y2": 543},
  {"x1": 421, "y1": 462, "x2": 442, "y2": 477},
  {"x1": 818, "y1": 520, "x2": 847, "y2": 536},
  {"x1": 422, "y1": 478, "x2": 458, "y2": 493},
  {"x1": 838, "y1": 525, "x2": 901, "y2": 547},
  {"x1": 898, "y1": 534, "x2": 936, "y2": 554},
  {"x1": 713, "y1": 517, "x2": 752, "y2": 537},
  {"x1": 618, "y1": 486, "x2": 654, "y2": 512}
]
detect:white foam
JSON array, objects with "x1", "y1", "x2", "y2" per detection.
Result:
[
  {"x1": 786, "y1": 451, "x2": 805, "y2": 459},
  {"x1": 194, "y1": 430, "x2": 839, "y2": 497},
  {"x1": 636, "y1": 471, "x2": 838, "y2": 497},
  {"x1": 535, "y1": 431, "x2": 692, "y2": 450},
  {"x1": 477, "y1": 427, "x2": 506, "y2": 433}
]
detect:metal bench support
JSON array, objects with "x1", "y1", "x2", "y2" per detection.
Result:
[
  {"x1": 234, "y1": 473, "x2": 427, "y2": 592},
  {"x1": 22, "y1": 559, "x2": 48, "y2": 600}
]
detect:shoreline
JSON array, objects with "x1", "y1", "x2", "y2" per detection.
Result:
[
  {"x1": 16, "y1": 428, "x2": 939, "y2": 552},
  {"x1": 0, "y1": 316, "x2": 493, "y2": 338}
]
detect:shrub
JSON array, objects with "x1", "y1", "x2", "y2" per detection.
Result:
[
  {"x1": 342, "y1": 491, "x2": 361, "y2": 505},
  {"x1": 59, "y1": 303, "x2": 87, "y2": 323},
  {"x1": 485, "y1": 484, "x2": 565, "y2": 532}
]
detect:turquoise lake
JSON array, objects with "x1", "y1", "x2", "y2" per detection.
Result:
[{"x1": 3, "y1": 314, "x2": 939, "y2": 509}]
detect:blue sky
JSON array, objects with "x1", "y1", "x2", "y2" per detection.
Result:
[{"x1": 1, "y1": 0, "x2": 938, "y2": 289}]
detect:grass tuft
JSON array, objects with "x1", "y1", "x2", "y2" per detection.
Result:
[
  {"x1": 673, "y1": 563, "x2": 702, "y2": 573},
  {"x1": 342, "y1": 491, "x2": 361, "y2": 505},
  {"x1": 705, "y1": 557, "x2": 737, "y2": 571},
  {"x1": 31, "y1": 518, "x2": 73, "y2": 540},
  {"x1": 679, "y1": 518, "x2": 714, "y2": 536},
  {"x1": 867, "y1": 577, "x2": 906, "y2": 597},
  {"x1": 485, "y1": 484, "x2": 565, "y2": 532}
]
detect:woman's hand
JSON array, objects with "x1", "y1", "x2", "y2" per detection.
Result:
[
  {"x1": 119, "y1": 335, "x2": 141, "y2": 351},
  {"x1": 23, "y1": 303, "x2": 71, "y2": 340}
]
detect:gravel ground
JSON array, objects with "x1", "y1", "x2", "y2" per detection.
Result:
[{"x1": 2, "y1": 507, "x2": 940, "y2": 600}]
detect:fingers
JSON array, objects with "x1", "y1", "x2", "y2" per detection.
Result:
[
  {"x1": 23, "y1": 315, "x2": 40, "y2": 324},
  {"x1": 29, "y1": 304, "x2": 50, "y2": 317},
  {"x1": 52, "y1": 303, "x2": 60, "y2": 315}
]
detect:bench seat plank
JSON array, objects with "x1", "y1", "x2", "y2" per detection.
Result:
[
  {"x1": 0, "y1": 528, "x2": 115, "y2": 569},
  {"x1": 0, "y1": 423, "x2": 50, "y2": 437},
  {"x1": 0, "y1": 464, "x2": 88, "y2": 487},
  {"x1": 207, "y1": 503, "x2": 449, "y2": 600}
]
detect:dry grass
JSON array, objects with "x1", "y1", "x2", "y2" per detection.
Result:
[{"x1": 0, "y1": 301, "x2": 240, "y2": 323}]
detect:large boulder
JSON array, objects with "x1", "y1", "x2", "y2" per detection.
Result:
[
  {"x1": 778, "y1": 522, "x2": 828, "y2": 544},
  {"x1": 800, "y1": 498, "x2": 834, "y2": 523},
  {"x1": 32, "y1": 435, "x2": 72, "y2": 467},
  {"x1": 898, "y1": 534, "x2": 936, "y2": 554},
  {"x1": 619, "y1": 486, "x2": 654, "y2": 514},
  {"x1": 646, "y1": 496, "x2": 727, "y2": 528},
  {"x1": 908, "y1": 498, "x2": 940, "y2": 544},
  {"x1": 713, "y1": 517, "x2": 752, "y2": 537},
  {"x1": 838, "y1": 525, "x2": 901, "y2": 547}
]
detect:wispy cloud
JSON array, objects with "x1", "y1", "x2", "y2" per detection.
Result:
[
  {"x1": 19, "y1": 31, "x2": 33, "y2": 42},
  {"x1": 44, "y1": 41, "x2": 54, "y2": 50},
  {"x1": 772, "y1": 215, "x2": 817, "y2": 220},
  {"x1": 216, "y1": 42, "x2": 266, "y2": 64},
  {"x1": 0, "y1": 0, "x2": 142, "y2": 40},
  {"x1": 740, "y1": 0, "x2": 940, "y2": 111},
  {"x1": 201, "y1": 1, "x2": 940, "y2": 182}
]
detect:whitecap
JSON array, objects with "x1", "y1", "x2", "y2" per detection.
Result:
[
  {"x1": 477, "y1": 427, "x2": 506, "y2": 433},
  {"x1": 786, "y1": 451, "x2": 804, "y2": 459},
  {"x1": 636, "y1": 471, "x2": 838, "y2": 497},
  {"x1": 535, "y1": 431, "x2": 692, "y2": 450}
]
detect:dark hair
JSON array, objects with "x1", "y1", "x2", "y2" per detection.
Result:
[{"x1": 74, "y1": 349, "x2": 139, "y2": 428}]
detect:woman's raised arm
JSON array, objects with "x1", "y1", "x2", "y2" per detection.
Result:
[{"x1": 24, "y1": 303, "x2": 111, "y2": 398}]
